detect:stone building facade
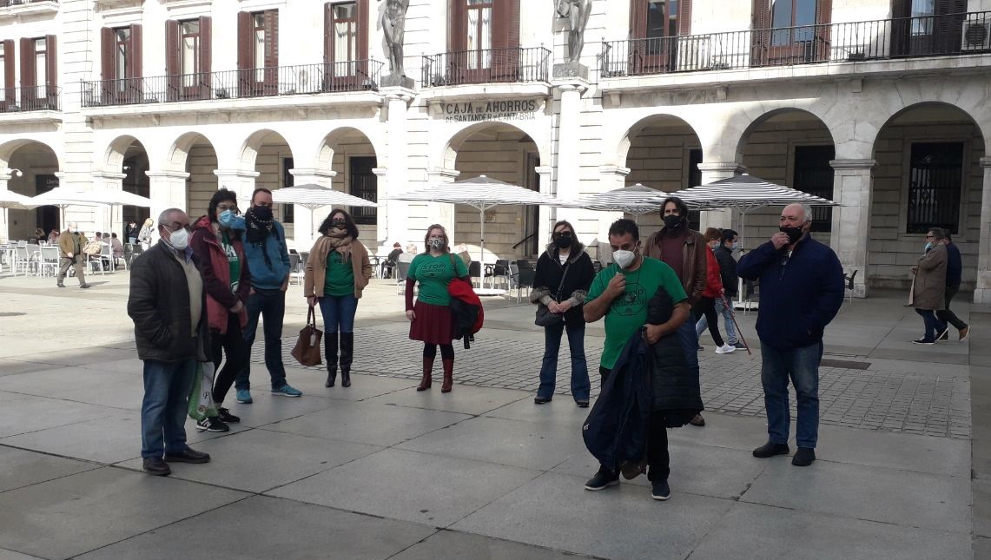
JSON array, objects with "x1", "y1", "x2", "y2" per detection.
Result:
[{"x1": 0, "y1": 0, "x2": 990, "y2": 300}]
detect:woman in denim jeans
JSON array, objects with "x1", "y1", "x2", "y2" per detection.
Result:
[
  {"x1": 304, "y1": 209, "x2": 372, "y2": 388},
  {"x1": 530, "y1": 220, "x2": 596, "y2": 407}
]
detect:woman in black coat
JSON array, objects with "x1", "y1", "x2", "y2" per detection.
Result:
[{"x1": 530, "y1": 220, "x2": 596, "y2": 407}]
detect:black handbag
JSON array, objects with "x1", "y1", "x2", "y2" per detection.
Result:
[{"x1": 534, "y1": 259, "x2": 570, "y2": 327}]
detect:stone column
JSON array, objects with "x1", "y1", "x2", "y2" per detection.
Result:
[
  {"x1": 536, "y1": 165, "x2": 555, "y2": 253},
  {"x1": 92, "y1": 171, "x2": 127, "y2": 236},
  {"x1": 213, "y1": 169, "x2": 260, "y2": 212},
  {"x1": 288, "y1": 168, "x2": 336, "y2": 250},
  {"x1": 975, "y1": 157, "x2": 991, "y2": 303},
  {"x1": 697, "y1": 162, "x2": 745, "y2": 231},
  {"x1": 382, "y1": 87, "x2": 414, "y2": 252},
  {"x1": 372, "y1": 167, "x2": 389, "y2": 250},
  {"x1": 829, "y1": 159, "x2": 876, "y2": 298},
  {"x1": 424, "y1": 168, "x2": 459, "y2": 243},
  {"x1": 0, "y1": 168, "x2": 15, "y2": 243},
  {"x1": 593, "y1": 165, "x2": 630, "y2": 263},
  {"x1": 552, "y1": 81, "x2": 587, "y2": 204},
  {"x1": 146, "y1": 170, "x2": 191, "y2": 243}
]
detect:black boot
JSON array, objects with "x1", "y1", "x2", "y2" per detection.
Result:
[
  {"x1": 339, "y1": 332, "x2": 353, "y2": 388},
  {"x1": 324, "y1": 331, "x2": 338, "y2": 387}
]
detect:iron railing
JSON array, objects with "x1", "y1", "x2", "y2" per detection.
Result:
[
  {"x1": 0, "y1": 85, "x2": 60, "y2": 113},
  {"x1": 601, "y1": 11, "x2": 991, "y2": 77},
  {"x1": 81, "y1": 60, "x2": 384, "y2": 107},
  {"x1": 422, "y1": 46, "x2": 551, "y2": 87},
  {"x1": 0, "y1": 0, "x2": 57, "y2": 6}
]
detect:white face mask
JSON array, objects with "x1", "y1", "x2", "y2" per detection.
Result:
[
  {"x1": 613, "y1": 249, "x2": 635, "y2": 269},
  {"x1": 166, "y1": 228, "x2": 189, "y2": 250}
]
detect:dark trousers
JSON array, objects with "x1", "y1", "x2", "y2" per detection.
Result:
[
  {"x1": 598, "y1": 366, "x2": 670, "y2": 482},
  {"x1": 235, "y1": 289, "x2": 288, "y2": 391},
  {"x1": 915, "y1": 308, "x2": 942, "y2": 342},
  {"x1": 936, "y1": 285, "x2": 968, "y2": 331},
  {"x1": 211, "y1": 313, "x2": 248, "y2": 405},
  {"x1": 693, "y1": 297, "x2": 724, "y2": 347},
  {"x1": 57, "y1": 256, "x2": 85, "y2": 285},
  {"x1": 140, "y1": 358, "x2": 196, "y2": 458}
]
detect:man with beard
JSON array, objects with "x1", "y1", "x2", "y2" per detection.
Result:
[{"x1": 233, "y1": 188, "x2": 300, "y2": 404}]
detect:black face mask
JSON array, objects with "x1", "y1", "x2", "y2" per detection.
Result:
[
  {"x1": 663, "y1": 215, "x2": 683, "y2": 230},
  {"x1": 779, "y1": 225, "x2": 804, "y2": 244},
  {"x1": 251, "y1": 206, "x2": 273, "y2": 221},
  {"x1": 332, "y1": 219, "x2": 346, "y2": 228},
  {"x1": 553, "y1": 234, "x2": 572, "y2": 249}
]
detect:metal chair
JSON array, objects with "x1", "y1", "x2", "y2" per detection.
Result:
[
  {"x1": 288, "y1": 253, "x2": 302, "y2": 285},
  {"x1": 515, "y1": 259, "x2": 536, "y2": 303},
  {"x1": 39, "y1": 246, "x2": 60, "y2": 277},
  {"x1": 484, "y1": 259, "x2": 510, "y2": 290},
  {"x1": 468, "y1": 261, "x2": 482, "y2": 288},
  {"x1": 396, "y1": 260, "x2": 411, "y2": 295}
]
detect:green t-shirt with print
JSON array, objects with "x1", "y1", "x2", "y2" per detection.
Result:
[
  {"x1": 408, "y1": 253, "x2": 469, "y2": 306},
  {"x1": 221, "y1": 231, "x2": 240, "y2": 294},
  {"x1": 586, "y1": 257, "x2": 687, "y2": 370},
  {"x1": 325, "y1": 251, "x2": 355, "y2": 297}
]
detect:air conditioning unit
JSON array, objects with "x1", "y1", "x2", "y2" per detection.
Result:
[{"x1": 961, "y1": 21, "x2": 991, "y2": 51}]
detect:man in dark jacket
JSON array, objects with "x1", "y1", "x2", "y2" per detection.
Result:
[
  {"x1": 937, "y1": 233, "x2": 969, "y2": 341},
  {"x1": 713, "y1": 229, "x2": 741, "y2": 348},
  {"x1": 128, "y1": 208, "x2": 211, "y2": 476},
  {"x1": 738, "y1": 203, "x2": 844, "y2": 467}
]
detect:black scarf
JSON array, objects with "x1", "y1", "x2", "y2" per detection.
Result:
[{"x1": 245, "y1": 208, "x2": 277, "y2": 269}]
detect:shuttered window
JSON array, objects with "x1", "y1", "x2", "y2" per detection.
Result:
[
  {"x1": 631, "y1": 0, "x2": 692, "y2": 38},
  {"x1": 907, "y1": 142, "x2": 963, "y2": 234}
]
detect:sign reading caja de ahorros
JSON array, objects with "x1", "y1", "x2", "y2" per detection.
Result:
[{"x1": 440, "y1": 99, "x2": 540, "y2": 122}]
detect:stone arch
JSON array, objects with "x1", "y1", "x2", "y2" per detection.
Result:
[
  {"x1": 315, "y1": 127, "x2": 384, "y2": 169},
  {"x1": 165, "y1": 131, "x2": 218, "y2": 172},
  {"x1": 436, "y1": 120, "x2": 549, "y2": 172},
  {"x1": 615, "y1": 112, "x2": 704, "y2": 169},
  {"x1": 238, "y1": 128, "x2": 298, "y2": 170},
  {"x1": 0, "y1": 139, "x2": 62, "y2": 171},
  {"x1": 101, "y1": 134, "x2": 148, "y2": 172},
  {"x1": 871, "y1": 101, "x2": 986, "y2": 154},
  {"x1": 734, "y1": 107, "x2": 836, "y2": 163}
]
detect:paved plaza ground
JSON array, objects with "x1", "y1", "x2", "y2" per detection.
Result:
[{"x1": 0, "y1": 270, "x2": 988, "y2": 559}]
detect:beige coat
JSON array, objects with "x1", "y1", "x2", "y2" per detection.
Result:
[
  {"x1": 912, "y1": 244, "x2": 947, "y2": 311},
  {"x1": 304, "y1": 237, "x2": 373, "y2": 299}
]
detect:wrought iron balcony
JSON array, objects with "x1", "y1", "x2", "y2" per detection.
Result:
[
  {"x1": 0, "y1": 85, "x2": 60, "y2": 113},
  {"x1": 80, "y1": 60, "x2": 384, "y2": 108},
  {"x1": 601, "y1": 11, "x2": 991, "y2": 78},
  {"x1": 0, "y1": 0, "x2": 58, "y2": 6},
  {"x1": 422, "y1": 46, "x2": 551, "y2": 87}
]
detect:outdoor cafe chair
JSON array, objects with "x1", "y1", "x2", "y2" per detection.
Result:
[{"x1": 39, "y1": 246, "x2": 60, "y2": 277}]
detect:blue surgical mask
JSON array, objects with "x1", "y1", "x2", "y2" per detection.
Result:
[
  {"x1": 218, "y1": 209, "x2": 236, "y2": 228},
  {"x1": 924, "y1": 242, "x2": 933, "y2": 252},
  {"x1": 231, "y1": 216, "x2": 246, "y2": 231}
]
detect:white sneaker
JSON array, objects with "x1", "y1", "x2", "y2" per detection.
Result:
[{"x1": 715, "y1": 344, "x2": 736, "y2": 354}]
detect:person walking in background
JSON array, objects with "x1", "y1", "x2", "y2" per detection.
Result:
[
  {"x1": 57, "y1": 222, "x2": 89, "y2": 289},
  {"x1": 304, "y1": 209, "x2": 372, "y2": 389},
  {"x1": 128, "y1": 208, "x2": 211, "y2": 476},
  {"x1": 126, "y1": 220, "x2": 139, "y2": 244},
  {"x1": 694, "y1": 228, "x2": 733, "y2": 354},
  {"x1": 190, "y1": 189, "x2": 250, "y2": 432},
  {"x1": 234, "y1": 188, "x2": 300, "y2": 404},
  {"x1": 405, "y1": 224, "x2": 469, "y2": 393},
  {"x1": 738, "y1": 203, "x2": 844, "y2": 467},
  {"x1": 138, "y1": 217, "x2": 155, "y2": 250},
  {"x1": 713, "y1": 229, "x2": 742, "y2": 349},
  {"x1": 644, "y1": 196, "x2": 707, "y2": 427},
  {"x1": 937, "y1": 232, "x2": 969, "y2": 342},
  {"x1": 910, "y1": 227, "x2": 948, "y2": 345},
  {"x1": 530, "y1": 220, "x2": 595, "y2": 407}
]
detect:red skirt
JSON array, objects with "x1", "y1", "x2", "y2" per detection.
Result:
[{"x1": 409, "y1": 300, "x2": 453, "y2": 345}]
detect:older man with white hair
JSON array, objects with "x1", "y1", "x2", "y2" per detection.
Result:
[
  {"x1": 57, "y1": 222, "x2": 89, "y2": 289},
  {"x1": 737, "y1": 203, "x2": 844, "y2": 467}
]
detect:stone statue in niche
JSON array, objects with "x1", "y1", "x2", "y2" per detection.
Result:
[
  {"x1": 378, "y1": 0, "x2": 410, "y2": 77},
  {"x1": 556, "y1": 0, "x2": 592, "y2": 63}
]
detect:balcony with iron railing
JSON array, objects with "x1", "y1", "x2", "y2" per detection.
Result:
[
  {"x1": 601, "y1": 11, "x2": 991, "y2": 81},
  {"x1": 0, "y1": 85, "x2": 61, "y2": 115},
  {"x1": 0, "y1": 0, "x2": 58, "y2": 16},
  {"x1": 422, "y1": 46, "x2": 551, "y2": 87},
  {"x1": 80, "y1": 60, "x2": 384, "y2": 108}
]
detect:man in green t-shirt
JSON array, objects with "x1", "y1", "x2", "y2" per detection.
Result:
[{"x1": 583, "y1": 219, "x2": 691, "y2": 501}]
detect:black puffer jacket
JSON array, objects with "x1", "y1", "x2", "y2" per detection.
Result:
[
  {"x1": 646, "y1": 286, "x2": 703, "y2": 423},
  {"x1": 530, "y1": 242, "x2": 596, "y2": 324},
  {"x1": 713, "y1": 245, "x2": 738, "y2": 298},
  {"x1": 128, "y1": 242, "x2": 210, "y2": 363}
]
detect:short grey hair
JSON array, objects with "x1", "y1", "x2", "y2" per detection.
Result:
[
  {"x1": 928, "y1": 227, "x2": 946, "y2": 241},
  {"x1": 157, "y1": 208, "x2": 185, "y2": 226},
  {"x1": 799, "y1": 203, "x2": 813, "y2": 224}
]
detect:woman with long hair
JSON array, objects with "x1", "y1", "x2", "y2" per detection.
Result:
[
  {"x1": 405, "y1": 224, "x2": 469, "y2": 392},
  {"x1": 304, "y1": 208, "x2": 372, "y2": 388},
  {"x1": 189, "y1": 188, "x2": 251, "y2": 432},
  {"x1": 530, "y1": 220, "x2": 595, "y2": 407},
  {"x1": 695, "y1": 227, "x2": 732, "y2": 354}
]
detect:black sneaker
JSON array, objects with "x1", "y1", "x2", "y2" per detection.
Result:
[
  {"x1": 752, "y1": 441, "x2": 790, "y2": 458},
  {"x1": 143, "y1": 457, "x2": 171, "y2": 476},
  {"x1": 733, "y1": 341, "x2": 746, "y2": 349},
  {"x1": 650, "y1": 479, "x2": 671, "y2": 501},
  {"x1": 216, "y1": 407, "x2": 240, "y2": 423},
  {"x1": 165, "y1": 447, "x2": 211, "y2": 464},
  {"x1": 575, "y1": 400, "x2": 589, "y2": 408},
  {"x1": 912, "y1": 338, "x2": 935, "y2": 345},
  {"x1": 584, "y1": 467, "x2": 619, "y2": 491},
  {"x1": 792, "y1": 447, "x2": 816, "y2": 466},
  {"x1": 195, "y1": 416, "x2": 229, "y2": 432},
  {"x1": 533, "y1": 396, "x2": 552, "y2": 405}
]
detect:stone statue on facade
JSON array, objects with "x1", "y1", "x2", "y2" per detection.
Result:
[
  {"x1": 556, "y1": 0, "x2": 592, "y2": 63},
  {"x1": 378, "y1": 0, "x2": 410, "y2": 77}
]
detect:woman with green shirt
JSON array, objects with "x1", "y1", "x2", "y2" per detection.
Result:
[
  {"x1": 304, "y1": 209, "x2": 372, "y2": 389},
  {"x1": 405, "y1": 224, "x2": 469, "y2": 393}
]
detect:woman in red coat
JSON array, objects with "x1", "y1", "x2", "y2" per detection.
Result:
[{"x1": 695, "y1": 228, "x2": 734, "y2": 354}]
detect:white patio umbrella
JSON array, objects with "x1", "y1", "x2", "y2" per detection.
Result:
[
  {"x1": 0, "y1": 189, "x2": 35, "y2": 244},
  {"x1": 572, "y1": 183, "x2": 669, "y2": 222},
  {"x1": 392, "y1": 175, "x2": 575, "y2": 262},
  {"x1": 271, "y1": 183, "x2": 378, "y2": 246},
  {"x1": 28, "y1": 187, "x2": 107, "y2": 229}
]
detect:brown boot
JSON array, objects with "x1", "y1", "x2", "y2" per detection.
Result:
[
  {"x1": 441, "y1": 358, "x2": 454, "y2": 393},
  {"x1": 417, "y1": 357, "x2": 434, "y2": 391}
]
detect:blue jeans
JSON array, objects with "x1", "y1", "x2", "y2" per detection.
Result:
[
  {"x1": 915, "y1": 308, "x2": 944, "y2": 342},
  {"x1": 714, "y1": 297, "x2": 738, "y2": 345},
  {"x1": 141, "y1": 358, "x2": 197, "y2": 459},
  {"x1": 236, "y1": 289, "x2": 288, "y2": 391},
  {"x1": 319, "y1": 294, "x2": 358, "y2": 334},
  {"x1": 537, "y1": 320, "x2": 590, "y2": 401},
  {"x1": 761, "y1": 341, "x2": 822, "y2": 449}
]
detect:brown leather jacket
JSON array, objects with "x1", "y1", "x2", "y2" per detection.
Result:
[{"x1": 644, "y1": 227, "x2": 707, "y2": 303}]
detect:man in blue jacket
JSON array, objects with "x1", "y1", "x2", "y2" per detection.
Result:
[
  {"x1": 737, "y1": 203, "x2": 843, "y2": 467},
  {"x1": 234, "y1": 188, "x2": 301, "y2": 403},
  {"x1": 936, "y1": 233, "x2": 969, "y2": 341}
]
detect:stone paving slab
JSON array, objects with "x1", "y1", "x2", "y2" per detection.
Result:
[
  {"x1": 0, "y1": 447, "x2": 97, "y2": 493},
  {"x1": 390, "y1": 530, "x2": 592, "y2": 560},
  {"x1": 74, "y1": 495, "x2": 436, "y2": 560},
  {"x1": 2, "y1": 409, "x2": 142, "y2": 464},
  {"x1": 0, "y1": 392, "x2": 110, "y2": 438}
]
